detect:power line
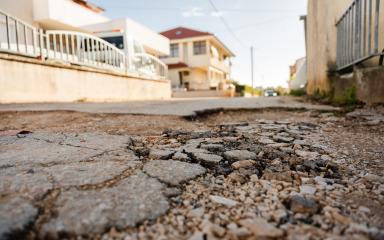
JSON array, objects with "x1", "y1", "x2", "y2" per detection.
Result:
[
  {"x1": 207, "y1": 0, "x2": 248, "y2": 48},
  {"x1": 101, "y1": 6, "x2": 302, "y2": 13},
  {"x1": 216, "y1": 15, "x2": 297, "y2": 33}
]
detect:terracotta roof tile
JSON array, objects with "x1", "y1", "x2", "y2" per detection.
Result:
[
  {"x1": 160, "y1": 27, "x2": 212, "y2": 40},
  {"x1": 167, "y1": 62, "x2": 189, "y2": 69}
]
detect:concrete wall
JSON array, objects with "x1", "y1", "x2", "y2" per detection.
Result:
[
  {"x1": 172, "y1": 89, "x2": 234, "y2": 98},
  {"x1": 0, "y1": 54, "x2": 171, "y2": 103},
  {"x1": 306, "y1": 0, "x2": 384, "y2": 94},
  {"x1": 331, "y1": 67, "x2": 384, "y2": 104}
]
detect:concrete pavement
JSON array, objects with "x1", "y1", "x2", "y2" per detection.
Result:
[{"x1": 0, "y1": 96, "x2": 339, "y2": 117}]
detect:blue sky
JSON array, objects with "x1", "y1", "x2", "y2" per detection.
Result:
[{"x1": 90, "y1": 0, "x2": 307, "y2": 88}]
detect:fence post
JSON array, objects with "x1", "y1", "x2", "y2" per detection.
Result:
[{"x1": 39, "y1": 29, "x2": 44, "y2": 60}]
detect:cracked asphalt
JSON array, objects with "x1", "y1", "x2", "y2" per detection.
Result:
[{"x1": 0, "y1": 97, "x2": 383, "y2": 240}]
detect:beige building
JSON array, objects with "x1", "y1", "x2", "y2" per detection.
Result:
[
  {"x1": 305, "y1": 0, "x2": 384, "y2": 94},
  {"x1": 159, "y1": 27, "x2": 234, "y2": 90}
]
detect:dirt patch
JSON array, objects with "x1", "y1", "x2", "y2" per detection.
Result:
[{"x1": 0, "y1": 111, "x2": 199, "y2": 136}]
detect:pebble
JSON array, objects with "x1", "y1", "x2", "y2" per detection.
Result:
[
  {"x1": 300, "y1": 185, "x2": 317, "y2": 195},
  {"x1": 290, "y1": 195, "x2": 319, "y2": 214},
  {"x1": 231, "y1": 160, "x2": 255, "y2": 169},
  {"x1": 209, "y1": 195, "x2": 238, "y2": 207},
  {"x1": 239, "y1": 217, "x2": 284, "y2": 238},
  {"x1": 224, "y1": 150, "x2": 257, "y2": 161}
]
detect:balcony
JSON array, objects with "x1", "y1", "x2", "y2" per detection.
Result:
[
  {"x1": 210, "y1": 56, "x2": 231, "y2": 74},
  {"x1": 33, "y1": 0, "x2": 109, "y2": 32}
]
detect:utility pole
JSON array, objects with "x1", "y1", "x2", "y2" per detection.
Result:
[{"x1": 251, "y1": 47, "x2": 254, "y2": 96}]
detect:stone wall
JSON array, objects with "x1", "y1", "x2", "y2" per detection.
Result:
[{"x1": 0, "y1": 54, "x2": 171, "y2": 103}]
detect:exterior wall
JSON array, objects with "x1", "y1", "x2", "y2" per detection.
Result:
[
  {"x1": 0, "y1": 55, "x2": 171, "y2": 103},
  {"x1": 331, "y1": 67, "x2": 384, "y2": 104},
  {"x1": 306, "y1": 0, "x2": 351, "y2": 94},
  {"x1": 306, "y1": 0, "x2": 384, "y2": 94},
  {"x1": 82, "y1": 18, "x2": 170, "y2": 56},
  {"x1": 172, "y1": 89, "x2": 235, "y2": 98},
  {"x1": 33, "y1": 0, "x2": 109, "y2": 31},
  {"x1": 0, "y1": 0, "x2": 36, "y2": 27}
]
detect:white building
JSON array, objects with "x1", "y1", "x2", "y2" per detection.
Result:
[{"x1": 0, "y1": 0, "x2": 169, "y2": 56}]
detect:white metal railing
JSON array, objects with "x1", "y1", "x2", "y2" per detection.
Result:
[
  {"x1": 336, "y1": 0, "x2": 383, "y2": 70},
  {"x1": 45, "y1": 30, "x2": 126, "y2": 73},
  {"x1": 0, "y1": 10, "x2": 40, "y2": 57},
  {"x1": 131, "y1": 53, "x2": 168, "y2": 80},
  {"x1": 0, "y1": 10, "x2": 168, "y2": 80}
]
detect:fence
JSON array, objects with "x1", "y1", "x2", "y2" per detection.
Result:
[
  {"x1": 0, "y1": 10, "x2": 167, "y2": 80},
  {"x1": 45, "y1": 31, "x2": 127, "y2": 73},
  {"x1": 336, "y1": 0, "x2": 383, "y2": 70},
  {"x1": 0, "y1": 10, "x2": 40, "y2": 58}
]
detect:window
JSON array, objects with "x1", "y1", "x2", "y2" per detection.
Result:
[
  {"x1": 194, "y1": 41, "x2": 206, "y2": 55},
  {"x1": 170, "y1": 44, "x2": 179, "y2": 57},
  {"x1": 101, "y1": 37, "x2": 124, "y2": 50}
]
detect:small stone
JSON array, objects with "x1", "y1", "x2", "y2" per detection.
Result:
[
  {"x1": 238, "y1": 217, "x2": 284, "y2": 238},
  {"x1": 148, "y1": 149, "x2": 174, "y2": 160},
  {"x1": 263, "y1": 170, "x2": 292, "y2": 182},
  {"x1": 193, "y1": 153, "x2": 223, "y2": 167},
  {"x1": 290, "y1": 195, "x2": 319, "y2": 214},
  {"x1": 280, "y1": 147, "x2": 294, "y2": 153},
  {"x1": 187, "y1": 208, "x2": 205, "y2": 218},
  {"x1": 209, "y1": 195, "x2": 238, "y2": 207},
  {"x1": 143, "y1": 160, "x2": 206, "y2": 186},
  {"x1": 258, "y1": 138, "x2": 275, "y2": 145},
  {"x1": 268, "y1": 143, "x2": 290, "y2": 149},
  {"x1": 188, "y1": 231, "x2": 204, "y2": 240},
  {"x1": 200, "y1": 144, "x2": 224, "y2": 152},
  {"x1": 293, "y1": 140, "x2": 311, "y2": 146},
  {"x1": 299, "y1": 185, "x2": 317, "y2": 195},
  {"x1": 227, "y1": 172, "x2": 247, "y2": 184},
  {"x1": 358, "y1": 206, "x2": 371, "y2": 213},
  {"x1": 231, "y1": 160, "x2": 255, "y2": 169},
  {"x1": 273, "y1": 136, "x2": 294, "y2": 143},
  {"x1": 224, "y1": 150, "x2": 257, "y2": 161},
  {"x1": 295, "y1": 150, "x2": 319, "y2": 159},
  {"x1": 172, "y1": 152, "x2": 191, "y2": 162}
]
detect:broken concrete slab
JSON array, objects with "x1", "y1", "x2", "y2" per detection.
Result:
[
  {"x1": 0, "y1": 198, "x2": 38, "y2": 240},
  {"x1": 62, "y1": 133, "x2": 131, "y2": 151},
  {"x1": 0, "y1": 166, "x2": 53, "y2": 201},
  {"x1": 46, "y1": 161, "x2": 139, "y2": 187},
  {"x1": 41, "y1": 171, "x2": 169, "y2": 237},
  {"x1": 224, "y1": 150, "x2": 257, "y2": 161},
  {"x1": 0, "y1": 135, "x2": 104, "y2": 167},
  {"x1": 143, "y1": 160, "x2": 206, "y2": 186}
]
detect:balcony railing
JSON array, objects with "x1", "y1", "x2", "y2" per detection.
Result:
[
  {"x1": 336, "y1": 0, "x2": 383, "y2": 71},
  {"x1": 45, "y1": 30, "x2": 126, "y2": 73},
  {"x1": 0, "y1": 10, "x2": 40, "y2": 58},
  {"x1": 0, "y1": 10, "x2": 168, "y2": 80}
]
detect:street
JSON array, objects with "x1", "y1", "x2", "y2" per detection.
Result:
[{"x1": 0, "y1": 96, "x2": 383, "y2": 240}]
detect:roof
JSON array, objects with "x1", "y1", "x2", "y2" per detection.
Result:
[
  {"x1": 72, "y1": 0, "x2": 105, "y2": 13},
  {"x1": 167, "y1": 62, "x2": 189, "y2": 69},
  {"x1": 160, "y1": 27, "x2": 212, "y2": 40}
]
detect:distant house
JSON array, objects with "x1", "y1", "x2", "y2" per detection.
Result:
[
  {"x1": 159, "y1": 27, "x2": 234, "y2": 91},
  {"x1": 288, "y1": 57, "x2": 307, "y2": 91}
]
